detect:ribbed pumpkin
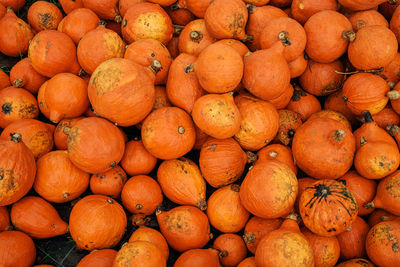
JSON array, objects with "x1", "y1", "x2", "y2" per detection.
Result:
[
  {"x1": 77, "y1": 249, "x2": 117, "y2": 267},
  {"x1": 304, "y1": 10, "x2": 353, "y2": 63},
  {"x1": 28, "y1": 30, "x2": 80, "y2": 77},
  {"x1": 0, "y1": 87, "x2": 39, "y2": 129},
  {"x1": 0, "y1": 8, "x2": 34, "y2": 57},
  {"x1": 292, "y1": 117, "x2": 356, "y2": 179},
  {"x1": 78, "y1": 22, "x2": 126, "y2": 75},
  {"x1": 240, "y1": 160, "x2": 298, "y2": 219},
  {"x1": 178, "y1": 19, "x2": 216, "y2": 56},
  {"x1": 199, "y1": 138, "x2": 247, "y2": 188},
  {"x1": 10, "y1": 196, "x2": 68, "y2": 239},
  {"x1": 166, "y1": 53, "x2": 205, "y2": 113},
  {"x1": 120, "y1": 138, "x2": 157, "y2": 176},
  {"x1": 82, "y1": 0, "x2": 121, "y2": 22},
  {"x1": 291, "y1": 0, "x2": 339, "y2": 25},
  {"x1": 0, "y1": 206, "x2": 10, "y2": 232},
  {"x1": 337, "y1": 216, "x2": 370, "y2": 260},
  {"x1": 299, "y1": 179, "x2": 358, "y2": 236},
  {"x1": 287, "y1": 86, "x2": 322, "y2": 121},
  {"x1": 88, "y1": 58, "x2": 155, "y2": 127},
  {"x1": 113, "y1": 241, "x2": 166, "y2": 267},
  {"x1": 0, "y1": 231, "x2": 36, "y2": 267},
  {"x1": 309, "y1": 110, "x2": 352, "y2": 131},
  {"x1": 90, "y1": 165, "x2": 127, "y2": 199},
  {"x1": 0, "y1": 133, "x2": 36, "y2": 206},
  {"x1": 53, "y1": 117, "x2": 84, "y2": 150},
  {"x1": 124, "y1": 38, "x2": 172, "y2": 85},
  {"x1": 336, "y1": 258, "x2": 375, "y2": 267},
  {"x1": 213, "y1": 234, "x2": 247, "y2": 267},
  {"x1": 243, "y1": 217, "x2": 282, "y2": 254},
  {"x1": 157, "y1": 157, "x2": 206, "y2": 210},
  {"x1": 128, "y1": 226, "x2": 169, "y2": 260},
  {"x1": 141, "y1": 107, "x2": 196, "y2": 159},
  {"x1": 366, "y1": 220, "x2": 400, "y2": 266},
  {"x1": 157, "y1": 205, "x2": 211, "y2": 252},
  {"x1": 67, "y1": 117, "x2": 125, "y2": 174},
  {"x1": 27, "y1": 1, "x2": 63, "y2": 32},
  {"x1": 9, "y1": 58, "x2": 47, "y2": 94},
  {"x1": 121, "y1": 2, "x2": 173, "y2": 45},
  {"x1": 256, "y1": 144, "x2": 297, "y2": 174},
  {"x1": 192, "y1": 93, "x2": 241, "y2": 139},
  {"x1": 255, "y1": 216, "x2": 314, "y2": 267},
  {"x1": 1, "y1": 119, "x2": 54, "y2": 159},
  {"x1": 234, "y1": 94, "x2": 279, "y2": 151},
  {"x1": 70, "y1": 195, "x2": 127, "y2": 250},
  {"x1": 274, "y1": 109, "x2": 303, "y2": 146},
  {"x1": 173, "y1": 248, "x2": 220, "y2": 267},
  {"x1": 59, "y1": 0, "x2": 83, "y2": 14}
]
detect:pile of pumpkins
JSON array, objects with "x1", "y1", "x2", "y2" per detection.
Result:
[{"x1": 2, "y1": 0, "x2": 400, "y2": 266}]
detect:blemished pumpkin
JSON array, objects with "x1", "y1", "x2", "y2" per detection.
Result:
[
  {"x1": 348, "y1": 10, "x2": 388, "y2": 31},
  {"x1": 27, "y1": 1, "x2": 63, "y2": 32},
  {"x1": 213, "y1": 234, "x2": 247, "y2": 267},
  {"x1": 243, "y1": 217, "x2": 282, "y2": 254},
  {"x1": 113, "y1": 241, "x2": 166, "y2": 267},
  {"x1": 9, "y1": 58, "x2": 47, "y2": 94},
  {"x1": 53, "y1": 117, "x2": 85, "y2": 150},
  {"x1": 0, "y1": 231, "x2": 36, "y2": 267},
  {"x1": 274, "y1": 109, "x2": 303, "y2": 146}
]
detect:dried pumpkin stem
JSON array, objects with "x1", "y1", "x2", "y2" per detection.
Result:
[
  {"x1": 178, "y1": 126, "x2": 185, "y2": 134},
  {"x1": 364, "y1": 201, "x2": 375, "y2": 209},
  {"x1": 335, "y1": 67, "x2": 384, "y2": 75},
  {"x1": 219, "y1": 251, "x2": 228, "y2": 258},
  {"x1": 63, "y1": 126, "x2": 71, "y2": 135},
  {"x1": 342, "y1": 30, "x2": 356, "y2": 42},
  {"x1": 269, "y1": 151, "x2": 278, "y2": 158},
  {"x1": 360, "y1": 136, "x2": 367, "y2": 146},
  {"x1": 190, "y1": 31, "x2": 203, "y2": 42},
  {"x1": 246, "y1": 151, "x2": 258, "y2": 164},
  {"x1": 243, "y1": 34, "x2": 254, "y2": 43},
  {"x1": 149, "y1": 60, "x2": 163, "y2": 74},
  {"x1": 10, "y1": 133, "x2": 22, "y2": 143},
  {"x1": 386, "y1": 123, "x2": 399, "y2": 136},
  {"x1": 362, "y1": 110, "x2": 374, "y2": 123},
  {"x1": 246, "y1": 3, "x2": 256, "y2": 13},
  {"x1": 63, "y1": 192, "x2": 70, "y2": 199},
  {"x1": 333, "y1": 129, "x2": 346, "y2": 142},
  {"x1": 184, "y1": 63, "x2": 194, "y2": 73},
  {"x1": 230, "y1": 184, "x2": 240, "y2": 192},
  {"x1": 170, "y1": 2, "x2": 180, "y2": 10},
  {"x1": 388, "y1": 90, "x2": 400, "y2": 100},
  {"x1": 286, "y1": 213, "x2": 300, "y2": 223},
  {"x1": 114, "y1": 15, "x2": 122, "y2": 24},
  {"x1": 389, "y1": 0, "x2": 399, "y2": 4},
  {"x1": 243, "y1": 233, "x2": 256, "y2": 244},
  {"x1": 13, "y1": 78, "x2": 23, "y2": 88},
  {"x1": 346, "y1": 225, "x2": 353, "y2": 231},
  {"x1": 196, "y1": 199, "x2": 207, "y2": 211},
  {"x1": 98, "y1": 20, "x2": 107, "y2": 26},
  {"x1": 278, "y1": 31, "x2": 291, "y2": 46}
]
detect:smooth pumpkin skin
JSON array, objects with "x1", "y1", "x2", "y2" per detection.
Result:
[
  {"x1": 0, "y1": 0, "x2": 25, "y2": 11},
  {"x1": 27, "y1": 1, "x2": 63, "y2": 32},
  {"x1": 215, "y1": 38, "x2": 250, "y2": 56},
  {"x1": 82, "y1": 0, "x2": 120, "y2": 22},
  {"x1": 349, "y1": 10, "x2": 388, "y2": 31},
  {"x1": 309, "y1": 110, "x2": 352, "y2": 131},
  {"x1": 77, "y1": 249, "x2": 117, "y2": 267},
  {"x1": 59, "y1": 0, "x2": 84, "y2": 14},
  {"x1": 288, "y1": 52, "x2": 308, "y2": 78},
  {"x1": 59, "y1": 8, "x2": 99, "y2": 44},
  {"x1": 120, "y1": 138, "x2": 157, "y2": 176},
  {"x1": 237, "y1": 257, "x2": 257, "y2": 267},
  {"x1": 243, "y1": 217, "x2": 282, "y2": 254},
  {"x1": 10, "y1": 58, "x2": 47, "y2": 94},
  {"x1": 240, "y1": 160, "x2": 298, "y2": 219},
  {"x1": 213, "y1": 233, "x2": 247, "y2": 267},
  {"x1": 90, "y1": 165, "x2": 127, "y2": 199},
  {"x1": 337, "y1": 216, "x2": 370, "y2": 260},
  {"x1": 368, "y1": 170, "x2": 400, "y2": 215},
  {"x1": 324, "y1": 90, "x2": 358, "y2": 126},
  {"x1": 128, "y1": 226, "x2": 169, "y2": 260},
  {"x1": 0, "y1": 231, "x2": 36, "y2": 267},
  {"x1": 173, "y1": 248, "x2": 220, "y2": 267},
  {"x1": 339, "y1": 0, "x2": 386, "y2": 11},
  {"x1": 299, "y1": 179, "x2": 358, "y2": 237},
  {"x1": 336, "y1": 258, "x2": 376, "y2": 267},
  {"x1": 113, "y1": 241, "x2": 166, "y2": 267},
  {"x1": 287, "y1": 87, "x2": 322, "y2": 121},
  {"x1": 291, "y1": 0, "x2": 338, "y2": 25},
  {"x1": 366, "y1": 220, "x2": 400, "y2": 267},
  {"x1": 178, "y1": 0, "x2": 211, "y2": 18},
  {"x1": 256, "y1": 144, "x2": 297, "y2": 175},
  {"x1": 0, "y1": 69, "x2": 10, "y2": 90},
  {"x1": 0, "y1": 206, "x2": 10, "y2": 232},
  {"x1": 157, "y1": 205, "x2": 211, "y2": 252},
  {"x1": 178, "y1": 19, "x2": 216, "y2": 57}
]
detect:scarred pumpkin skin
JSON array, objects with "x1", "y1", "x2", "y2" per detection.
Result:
[
  {"x1": 10, "y1": 58, "x2": 47, "y2": 94},
  {"x1": 27, "y1": 1, "x2": 63, "y2": 32},
  {"x1": 67, "y1": 117, "x2": 126, "y2": 174},
  {"x1": 128, "y1": 226, "x2": 169, "y2": 260},
  {"x1": 0, "y1": 231, "x2": 36, "y2": 267},
  {"x1": 213, "y1": 234, "x2": 247, "y2": 267},
  {"x1": 88, "y1": 58, "x2": 155, "y2": 127},
  {"x1": 299, "y1": 179, "x2": 358, "y2": 237},
  {"x1": 178, "y1": 19, "x2": 216, "y2": 56},
  {"x1": 156, "y1": 205, "x2": 211, "y2": 252},
  {"x1": 274, "y1": 109, "x2": 303, "y2": 146},
  {"x1": 113, "y1": 241, "x2": 166, "y2": 267},
  {"x1": 291, "y1": 0, "x2": 339, "y2": 25},
  {"x1": 240, "y1": 160, "x2": 298, "y2": 219},
  {"x1": 173, "y1": 248, "x2": 220, "y2": 267},
  {"x1": 336, "y1": 258, "x2": 376, "y2": 267},
  {"x1": 366, "y1": 220, "x2": 400, "y2": 267},
  {"x1": 337, "y1": 216, "x2": 370, "y2": 260},
  {"x1": 243, "y1": 217, "x2": 282, "y2": 254},
  {"x1": 292, "y1": 117, "x2": 356, "y2": 180},
  {"x1": 90, "y1": 165, "x2": 127, "y2": 199},
  {"x1": 77, "y1": 249, "x2": 117, "y2": 267},
  {"x1": 54, "y1": 117, "x2": 85, "y2": 150}
]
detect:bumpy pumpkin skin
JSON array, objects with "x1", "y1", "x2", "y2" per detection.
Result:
[
  {"x1": 299, "y1": 179, "x2": 358, "y2": 237},
  {"x1": 10, "y1": 58, "x2": 47, "y2": 94},
  {"x1": 0, "y1": 231, "x2": 36, "y2": 267},
  {"x1": 76, "y1": 249, "x2": 117, "y2": 267},
  {"x1": 173, "y1": 248, "x2": 220, "y2": 267},
  {"x1": 128, "y1": 226, "x2": 169, "y2": 260},
  {"x1": 27, "y1": 1, "x2": 63, "y2": 32},
  {"x1": 292, "y1": 117, "x2": 356, "y2": 180},
  {"x1": 113, "y1": 241, "x2": 166, "y2": 267},
  {"x1": 274, "y1": 109, "x2": 303, "y2": 146}
]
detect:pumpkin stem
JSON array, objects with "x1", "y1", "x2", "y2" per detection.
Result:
[
  {"x1": 63, "y1": 192, "x2": 70, "y2": 199},
  {"x1": 285, "y1": 213, "x2": 300, "y2": 223},
  {"x1": 177, "y1": 126, "x2": 185, "y2": 134},
  {"x1": 243, "y1": 232, "x2": 256, "y2": 244},
  {"x1": 243, "y1": 34, "x2": 254, "y2": 43},
  {"x1": 98, "y1": 20, "x2": 107, "y2": 26},
  {"x1": 244, "y1": 51, "x2": 252, "y2": 58},
  {"x1": 184, "y1": 63, "x2": 194, "y2": 73},
  {"x1": 246, "y1": 151, "x2": 258, "y2": 164},
  {"x1": 2, "y1": 103, "x2": 12, "y2": 114},
  {"x1": 132, "y1": 214, "x2": 150, "y2": 226},
  {"x1": 291, "y1": 88, "x2": 307, "y2": 102},
  {"x1": 335, "y1": 67, "x2": 384, "y2": 75},
  {"x1": 190, "y1": 31, "x2": 203, "y2": 43},
  {"x1": 10, "y1": 133, "x2": 22, "y2": 143},
  {"x1": 360, "y1": 136, "x2": 367, "y2": 146},
  {"x1": 386, "y1": 123, "x2": 399, "y2": 137},
  {"x1": 388, "y1": 90, "x2": 400, "y2": 100},
  {"x1": 219, "y1": 250, "x2": 228, "y2": 258},
  {"x1": 149, "y1": 60, "x2": 162, "y2": 74},
  {"x1": 346, "y1": 225, "x2": 353, "y2": 231},
  {"x1": 389, "y1": 81, "x2": 396, "y2": 89},
  {"x1": 362, "y1": 110, "x2": 374, "y2": 123},
  {"x1": 278, "y1": 31, "x2": 291, "y2": 46},
  {"x1": 114, "y1": 15, "x2": 122, "y2": 24},
  {"x1": 209, "y1": 232, "x2": 214, "y2": 240},
  {"x1": 333, "y1": 129, "x2": 346, "y2": 142},
  {"x1": 269, "y1": 151, "x2": 278, "y2": 158},
  {"x1": 13, "y1": 78, "x2": 23, "y2": 88},
  {"x1": 170, "y1": 1, "x2": 181, "y2": 10},
  {"x1": 107, "y1": 198, "x2": 114, "y2": 204},
  {"x1": 136, "y1": 204, "x2": 143, "y2": 210},
  {"x1": 155, "y1": 206, "x2": 163, "y2": 216},
  {"x1": 196, "y1": 199, "x2": 207, "y2": 211},
  {"x1": 364, "y1": 201, "x2": 375, "y2": 209},
  {"x1": 6, "y1": 6, "x2": 12, "y2": 12},
  {"x1": 246, "y1": 3, "x2": 256, "y2": 13},
  {"x1": 78, "y1": 68, "x2": 87, "y2": 77},
  {"x1": 230, "y1": 184, "x2": 240, "y2": 192},
  {"x1": 342, "y1": 30, "x2": 356, "y2": 42},
  {"x1": 174, "y1": 25, "x2": 183, "y2": 35},
  {"x1": 63, "y1": 126, "x2": 71, "y2": 135},
  {"x1": 381, "y1": 215, "x2": 390, "y2": 221},
  {"x1": 110, "y1": 161, "x2": 116, "y2": 167},
  {"x1": 389, "y1": 0, "x2": 399, "y2": 4}
]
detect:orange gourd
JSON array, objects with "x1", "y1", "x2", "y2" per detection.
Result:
[
  {"x1": 59, "y1": 0, "x2": 84, "y2": 14},
  {"x1": 0, "y1": 207, "x2": 10, "y2": 232},
  {"x1": 339, "y1": 0, "x2": 386, "y2": 11},
  {"x1": 243, "y1": 217, "x2": 282, "y2": 254},
  {"x1": 287, "y1": 86, "x2": 322, "y2": 121},
  {"x1": 288, "y1": 52, "x2": 308, "y2": 78},
  {"x1": 0, "y1": 0, "x2": 25, "y2": 11},
  {"x1": 337, "y1": 216, "x2": 370, "y2": 260},
  {"x1": 349, "y1": 10, "x2": 388, "y2": 31},
  {"x1": 267, "y1": 83, "x2": 294, "y2": 110},
  {"x1": 113, "y1": 241, "x2": 166, "y2": 267},
  {"x1": 27, "y1": 1, "x2": 63, "y2": 32},
  {"x1": 120, "y1": 138, "x2": 157, "y2": 176},
  {"x1": 274, "y1": 109, "x2": 303, "y2": 145},
  {"x1": 173, "y1": 248, "x2": 220, "y2": 267},
  {"x1": 256, "y1": 144, "x2": 297, "y2": 174},
  {"x1": 368, "y1": 209, "x2": 399, "y2": 227},
  {"x1": 309, "y1": 110, "x2": 352, "y2": 131},
  {"x1": 238, "y1": 257, "x2": 257, "y2": 267},
  {"x1": 178, "y1": 19, "x2": 216, "y2": 56},
  {"x1": 53, "y1": 117, "x2": 85, "y2": 150},
  {"x1": 178, "y1": 0, "x2": 210, "y2": 18},
  {"x1": 0, "y1": 69, "x2": 10, "y2": 90},
  {"x1": 324, "y1": 90, "x2": 358, "y2": 126},
  {"x1": 10, "y1": 58, "x2": 47, "y2": 94},
  {"x1": 90, "y1": 165, "x2": 127, "y2": 198},
  {"x1": 128, "y1": 226, "x2": 169, "y2": 259},
  {"x1": 291, "y1": 0, "x2": 339, "y2": 25},
  {"x1": 215, "y1": 38, "x2": 250, "y2": 56},
  {"x1": 380, "y1": 53, "x2": 400, "y2": 87},
  {"x1": 82, "y1": 0, "x2": 121, "y2": 22},
  {"x1": 295, "y1": 177, "x2": 317, "y2": 212},
  {"x1": 336, "y1": 258, "x2": 376, "y2": 267},
  {"x1": 77, "y1": 249, "x2": 117, "y2": 267},
  {"x1": 0, "y1": 231, "x2": 36, "y2": 267},
  {"x1": 213, "y1": 234, "x2": 247, "y2": 267}
]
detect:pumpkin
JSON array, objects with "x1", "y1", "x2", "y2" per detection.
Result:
[
  {"x1": 167, "y1": 36, "x2": 180, "y2": 59},
  {"x1": 288, "y1": 52, "x2": 308, "y2": 78},
  {"x1": 37, "y1": 81, "x2": 50, "y2": 118},
  {"x1": 299, "y1": 179, "x2": 358, "y2": 236},
  {"x1": 390, "y1": 81, "x2": 400, "y2": 114},
  {"x1": 324, "y1": 90, "x2": 358, "y2": 125},
  {"x1": 0, "y1": 133, "x2": 35, "y2": 206},
  {"x1": 128, "y1": 226, "x2": 169, "y2": 260},
  {"x1": 215, "y1": 38, "x2": 250, "y2": 56},
  {"x1": 0, "y1": 119, "x2": 54, "y2": 159},
  {"x1": 70, "y1": 195, "x2": 127, "y2": 250},
  {"x1": 157, "y1": 157, "x2": 206, "y2": 210},
  {"x1": 0, "y1": 0, "x2": 25, "y2": 11},
  {"x1": 256, "y1": 144, "x2": 297, "y2": 174},
  {"x1": 213, "y1": 234, "x2": 247, "y2": 267},
  {"x1": 243, "y1": 217, "x2": 282, "y2": 254},
  {"x1": 53, "y1": 117, "x2": 84, "y2": 150},
  {"x1": 240, "y1": 160, "x2": 298, "y2": 219},
  {"x1": 173, "y1": 248, "x2": 220, "y2": 267},
  {"x1": 0, "y1": 69, "x2": 10, "y2": 90},
  {"x1": 59, "y1": 0, "x2": 83, "y2": 14},
  {"x1": 0, "y1": 8, "x2": 34, "y2": 57},
  {"x1": 194, "y1": 42, "x2": 243, "y2": 94},
  {"x1": 366, "y1": 220, "x2": 400, "y2": 266},
  {"x1": 178, "y1": 19, "x2": 216, "y2": 56},
  {"x1": 121, "y1": 2, "x2": 173, "y2": 45},
  {"x1": 309, "y1": 110, "x2": 352, "y2": 131},
  {"x1": 165, "y1": 3, "x2": 195, "y2": 26},
  {"x1": 153, "y1": 86, "x2": 171, "y2": 110},
  {"x1": 255, "y1": 215, "x2": 314, "y2": 267},
  {"x1": 291, "y1": 0, "x2": 339, "y2": 25},
  {"x1": 259, "y1": 17, "x2": 306, "y2": 62},
  {"x1": 9, "y1": 58, "x2": 47, "y2": 94},
  {"x1": 0, "y1": 231, "x2": 36, "y2": 267},
  {"x1": 304, "y1": 10, "x2": 353, "y2": 63},
  {"x1": 77, "y1": 249, "x2": 117, "y2": 267},
  {"x1": 193, "y1": 125, "x2": 209, "y2": 150},
  {"x1": 349, "y1": 10, "x2": 388, "y2": 31},
  {"x1": 368, "y1": 209, "x2": 399, "y2": 227},
  {"x1": 27, "y1": 1, "x2": 63, "y2": 32},
  {"x1": 178, "y1": 0, "x2": 211, "y2": 18},
  {"x1": 82, "y1": 0, "x2": 121, "y2": 22},
  {"x1": 336, "y1": 259, "x2": 376, "y2": 267},
  {"x1": 337, "y1": 216, "x2": 370, "y2": 260},
  {"x1": 28, "y1": 30, "x2": 80, "y2": 77},
  {"x1": 118, "y1": 0, "x2": 145, "y2": 17},
  {"x1": 379, "y1": 53, "x2": 400, "y2": 87},
  {"x1": 274, "y1": 109, "x2": 303, "y2": 145},
  {"x1": 295, "y1": 177, "x2": 318, "y2": 212},
  {"x1": 292, "y1": 117, "x2": 356, "y2": 179},
  {"x1": 10, "y1": 196, "x2": 68, "y2": 239},
  {"x1": 204, "y1": 0, "x2": 248, "y2": 40},
  {"x1": 156, "y1": 205, "x2": 211, "y2": 252},
  {"x1": 243, "y1": 43, "x2": 290, "y2": 101},
  {"x1": 192, "y1": 93, "x2": 241, "y2": 139},
  {"x1": 302, "y1": 227, "x2": 340, "y2": 267},
  {"x1": 207, "y1": 184, "x2": 250, "y2": 233},
  {"x1": 0, "y1": 207, "x2": 10, "y2": 232},
  {"x1": 339, "y1": 0, "x2": 387, "y2": 11},
  {"x1": 67, "y1": 117, "x2": 125, "y2": 174},
  {"x1": 287, "y1": 86, "x2": 322, "y2": 121},
  {"x1": 34, "y1": 150, "x2": 89, "y2": 203},
  {"x1": 166, "y1": 53, "x2": 205, "y2": 113},
  {"x1": 90, "y1": 165, "x2": 127, "y2": 198},
  {"x1": 269, "y1": 84, "x2": 294, "y2": 110},
  {"x1": 348, "y1": 26, "x2": 398, "y2": 70},
  {"x1": 199, "y1": 137, "x2": 247, "y2": 188},
  {"x1": 120, "y1": 138, "x2": 157, "y2": 177},
  {"x1": 238, "y1": 257, "x2": 257, "y2": 267},
  {"x1": 121, "y1": 175, "x2": 163, "y2": 215},
  {"x1": 299, "y1": 59, "x2": 344, "y2": 96},
  {"x1": 113, "y1": 241, "x2": 166, "y2": 267},
  {"x1": 390, "y1": 5, "x2": 400, "y2": 43},
  {"x1": 124, "y1": 38, "x2": 172, "y2": 85},
  {"x1": 141, "y1": 107, "x2": 195, "y2": 159}
]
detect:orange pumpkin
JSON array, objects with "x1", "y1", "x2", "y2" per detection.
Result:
[
  {"x1": 90, "y1": 165, "x2": 127, "y2": 198},
  {"x1": 178, "y1": 19, "x2": 216, "y2": 56},
  {"x1": 178, "y1": 0, "x2": 210, "y2": 18},
  {"x1": 27, "y1": 1, "x2": 63, "y2": 32},
  {"x1": 268, "y1": 83, "x2": 294, "y2": 110},
  {"x1": 295, "y1": 177, "x2": 317, "y2": 212},
  {"x1": 215, "y1": 38, "x2": 250, "y2": 56},
  {"x1": 237, "y1": 257, "x2": 257, "y2": 267},
  {"x1": 37, "y1": 81, "x2": 50, "y2": 118},
  {"x1": 336, "y1": 258, "x2": 375, "y2": 267},
  {"x1": 173, "y1": 248, "x2": 220, "y2": 267},
  {"x1": 0, "y1": 0, "x2": 25, "y2": 11},
  {"x1": 390, "y1": 81, "x2": 400, "y2": 114},
  {"x1": 256, "y1": 144, "x2": 297, "y2": 174},
  {"x1": 368, "y1": 209, "x2": 399, "y2": 227},
  {"x1": 9, "y1": 58, "x2": 47, "y2": 94},
  {"x1": 59, "y1": 0, "x2": 83, "y2": 14},
  {"x1": 291, "y1": 0, "x2": 339, "y2": 25},
  {"x1": 287, "y1": 86, "x2": 322, "y2": 121},
  {"x1": 213, "y1": 234, "x2": 247, "y2": 267},
  {"x1": 288, "y1": 52, "x2": 308, "y2": 78},
  {"x1": 113, "y1": 241, "x2": 166, "y2": 266},
  {"x1": 274, "y1": 109, "x2": 303, "y2": 146},
  {"x1": 339, "y1": 0, "x2": 386, "y2": 11},
  {"x1": 0, "y1": 69, "x2": 10, "y2": 90},
  {"x1": 324, "y1": 90, "x2": 358, "y2": 126},
  {"x1": 128, "y1": 226, "x2": 169, "y2": 260},
  {"x1": 0, "y1": 231, "x2": 36, "y2": 267},
  {"x1": 165, "y1": 3, "x2": 195, "y2": 26},
  {"x1": 120, "y1": 138, "x2": 157, "y2": 177},
  {"x1": 380, "y1": 53, "x2": 400, "y2": 87},
  {"x1": 77, "y1": 249, "x2": 117, "y2": 267},
  {"x1": 337, "y1": 216, "x2": 370, "y2": 260},
  {"x1": 0, "y1": 206, "x2": 10, "y2": 232},
  {"x1": 349, "y1": 10, "x2": 388, "y2": 31},
  {"x1": 309, "y1": 109, "x2": 352, "y2": 131},
  {"x1": 243, "y1": 217, "x2": 282, "y2": 254},
  {"x1": 82, "y1": 0, "x2": 121, "y2": 22},
  {"x1": 53, "y1": 117, "x2": 85, "y2": 150}
]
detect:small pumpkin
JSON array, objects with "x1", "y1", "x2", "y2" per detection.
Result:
[
  {"x1": 120, "y1": 138, "x2": 157, "y2": 176},
  {"x1": 0, "y1": 206, "x2": 11, "y2": 232},
  {"x1": 380, "y1": 53, "x2": 400, "y2": 87},
  {"x1": 173, "y1": 248, "x2": 220, "y2": 267},
  {"x1": 53, "y1": 117, "x2": 85, "y2": 150},
  {"x1": 291, "y1": 0, "x2": 339, "y2": 25},
  {"x1": 27, "y1": 1, "x2": 63, "y2": 32},
  {"x1": 90, "y1": 165, "x2": 127, "y2": 198},
  {"x1": 243, "y1": 217, "x2": 282, "y2": 254},
  {"x1": 37, "y1": 81, "x2": 50, "y2": 118},
  {"x1": 76, "y1": 249, "x2": 117, "y2": 267},
  {"x1": 128, "y1": 226, "x2": 169, "y2": 260},
  {"x1": 287, "y1": 86, "x2": 322, "y2": 121},
  {"x1": 256, "y1": 144, "x2": 297, "y2": 174},
  {"x1": 82, "y1": 0, "x2": 121, "y2": 22},
  {"x1": 113, "y1": 241, "x2": 166, "y2": 267},
  {"x1": 213, "y1": 234, "x2": 247, "y2": 267},
  {"x1": 367, "y1": 209, "x2": 399, "y2": 227},
  {"x1": 309, "y1": 110, "x2": 352, "y2": 131},
  {"x1": 324, "y1": 90, "x2": 358, "y2": 126},
  {"x1": 0, "y1": 231, "x2": 36, "y2": 267},
  {"x1": 9, "y1": 58, "x2": 47, "y2": 94},
  {"x1": 274, "y1": 109, "x2": 303, "y2": 146},
  {"x1": 288, "y1": 52, "x2": 308, "y2": 78},
  {"x1": 336, "y1": 258, "x2": 376, "y2": 267},
  {"x1": 59, "y1": 0, "x2": 84, "y2": 14},
  {"x1": 389, "y1": 81, "x2": 400, "y2": 114},
  {"x1": 178, "y1": 19, "x2": 216, "y2": 56},
  {"x1": 349, "y1": 10, "x2": 388, "y2": 31}
]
